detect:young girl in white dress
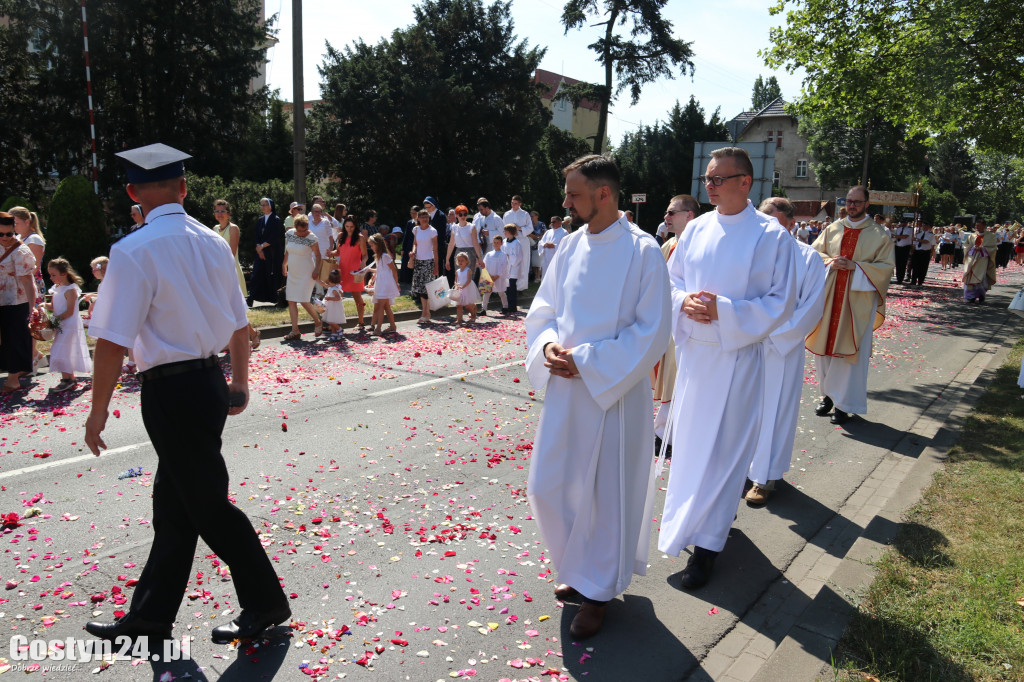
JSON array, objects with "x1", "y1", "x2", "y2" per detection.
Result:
[
  {"x1": 44, "y1": 258, "x2": 92, "y2": 392},
  {"x1": 453, "y1": 252, "x2": 480, "y2": 324},
  {"x1": 481, "y1": 235, "x2": 509, "y2": 315},
  {"x1": 322, "y1": 269, "x2": 347, "y2": 340},
  {"x1": 367, "y1": 233, "x2": 399, "y2": 334}
]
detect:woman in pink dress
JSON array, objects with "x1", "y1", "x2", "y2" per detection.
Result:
[{"x1": 336, "y1": 216, "x2": 368, "y2": 331}]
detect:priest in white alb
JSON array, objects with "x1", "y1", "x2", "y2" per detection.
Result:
[
  {"x1": 806, "y1": 186, "x2": 895, "y2": 425},
  {"x1": 659, "y1": 147, "x2": 797, "y2": 589},
  {"x1": 745, "y1": 197, "x2": 828, "y2": 506},
  {"x1": 525, "y1": 155, "x2": 671, "y2": 638},
  {"x1": 537, "y1": 217, "x2": 568, "y2": 278}
]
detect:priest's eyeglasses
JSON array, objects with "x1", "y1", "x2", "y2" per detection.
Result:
[{"x1": 699, "y1": 174, "x2": 744, "y2": 186}]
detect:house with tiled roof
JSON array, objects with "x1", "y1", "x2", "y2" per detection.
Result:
[
  {"x1": 534, "y1": 69, "x2": 602, "y2": 145},
  {"x1": 728, "y1": 97, "x2": 839, "y2": 211}
]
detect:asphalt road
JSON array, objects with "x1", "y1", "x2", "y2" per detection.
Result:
[{"x1": 1, "y1": 261, "x2": 1021, "y2": 681}]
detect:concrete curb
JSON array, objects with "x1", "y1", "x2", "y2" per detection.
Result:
[
  {"x1": 253, "y1": 293, "x2": 536, "y2": 340},
  {"x1": 691, "y1": 308, "x2": 1020, "y2": 682}
]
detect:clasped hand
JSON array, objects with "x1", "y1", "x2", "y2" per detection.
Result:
[
  {"x1": 828, "y1": 257, "x2": 855, "y2": 271},
  {"x1": 544, "y1": 342, "x2": 578, "y2": 379},
  {"x1": 683, "y1": 291, "x2": 718, "y2": 324}
]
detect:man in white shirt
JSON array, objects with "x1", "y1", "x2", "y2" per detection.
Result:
[
  {"x1": 892, "y1": 221, "x2": 915, "y2": 283},
  {"x1": 84, "y1": 143, "x2": 289, "y2": 647},
  {"x1": 745, "y1": 197, "x2": 827, "y2": 505},
  {"x1": 796, "y1": 221, "x2": 810, "y2": 243},
  {"x1": 472, "y1": 197, "x2": 503, "y2": 253},
  {"x1": 909, "y1": 223, "x2": 935, "y2": 286},
  {"x1": 655, "y1": 220, "x2": 668, "y2": 244},
  {"x1": 659, "y1": 147, "x2": 797, "y2": 589},
  {"x1": 537, "y1": 215, "x2": 567, "y2": 278},
  {"x1": 503, "y1": 195, "x2": 531, "y2": 290},
  {"x1": 307, "y1": 203, "x2": 334, "y2": 260},
  {"x1": 526, "y1": 154, "x2": 670, "y2": 638}
]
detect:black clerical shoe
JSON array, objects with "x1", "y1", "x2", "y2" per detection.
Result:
[
  {"x1": 211, "y1": 604, "x2": 291, "y2": 644},
  {"x1": 814, "y1": 396, "x2": 834, "y2": 416},
  {"x1": 85, "y1": 611, "x2": 172, "y2": 643},
  {"x1": 680, "y1": 547, "x2": 718, "y2": 589},
  {"x1": 654, "y1": 436, "x2": 673, "y2": 460},
  {"x1": 830, "y1": 409, "x2": 851, "y2": 425}
]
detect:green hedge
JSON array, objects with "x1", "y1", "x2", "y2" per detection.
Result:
[
  {"x1": 45, "y1": 176, "x2": 108, "y2": 283},
  {"x1": 183, "y1": 176, "x2": 330, "y2": 269}
]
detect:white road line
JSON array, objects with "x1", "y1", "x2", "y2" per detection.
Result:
[
  {"x1": 0, "y1": 359, "x2": 526, "y2": 481},
  {"x1": 366, "y1": 360, "x2": 525, "y2": 397},
  {"x1": 0, "y1": 441, "x2": 152, "y2": 481}
]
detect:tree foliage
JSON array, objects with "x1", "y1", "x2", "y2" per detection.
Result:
[
  {"x1": 969, "y1": 151, "x2": 1024, "y2": 223},
  {"x1": 763, "y1": 0, "x2": 1024, "y2": 154},
  {"x1": 233, "y1": 96, "x2": 294, "y2": 183},
  {"x1": 307, "y1": 0, "x2": 550, "y2": 225},
  {"x1": 0, "y1": 0, "x2": 273, "y2": 202},
  {"x1": 46, "y1": 176, "x2": 108, "y2": 278},
  {"x1": 182, "y1": 175, "x2": 330, "y2": 269},
  {"x1": 525, "y1": 126, "x2": 593, "y2": 221},
  {"x1": 798, "y1": 114, "x2": 927, "y2": 192},
  {"x1": 751, "y1": 75, "x2": 782, "y2": 110},
  {"x1": 614, "y1": 96, "x2": 728, "y2": 229},
  {"x1": 928, "y1": 136, "x2": 977, "y2": 206},
  {"x1": 561, "y1": 0, "x2": 693, "y2": 154},
  {"x1": 913, "y1": 178, "x2": 960, "y2": 226}
]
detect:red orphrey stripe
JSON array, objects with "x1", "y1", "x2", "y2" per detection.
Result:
[{"x1": 824, "y1": 226, "x2": 862, "y2": 357}]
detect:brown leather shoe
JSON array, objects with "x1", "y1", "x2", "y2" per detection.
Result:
[
  {"x1": 569, "y1": 602, "x2": 608, "y2": 638},
  {"x1": 557, "y1": 581, "x2": 581, "y2": 598},
  {"x1": 745, "y1": 484, "x2": 771, "y2": 506},
  {"x1": 553, "y1": 583, "x2": 579, "y2": 600}
]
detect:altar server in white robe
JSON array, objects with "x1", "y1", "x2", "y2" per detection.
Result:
[
  {"x1": 525, "y1": 154, "x2": 671, "y2": 638},
  {"x1": 659, "y1": 146, "x2": 797, "y2": 589},
  {"x1": 745, "y1": 197, "x2": 828, "y2": 506}
]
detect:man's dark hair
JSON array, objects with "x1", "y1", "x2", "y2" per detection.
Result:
[
  {"x1": 563, "y1": 154, "x2": 621, "y2": 197},
  {"x1": 849, "y1": 185, "x2": 870, "y2": 202},
  {"x1": 511, "y1": 195, "x2": 523, "y2": 203}
]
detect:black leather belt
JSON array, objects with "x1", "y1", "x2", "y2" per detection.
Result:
[{"x1": 138, "y1": 356, "x2": 219, "y2": 382}]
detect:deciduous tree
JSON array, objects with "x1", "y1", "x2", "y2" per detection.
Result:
[
  {"x1": 0, "y1": 0, "x2": 273, "y2": 201},
  {"x1": 560, "y1": 0, "x2": 694, "y2": 155},
  {"x1": 763, "y1": 0, "x2": 1024, "y2": 155},
  {"x1": 307, "y1": 0, "x2": 549, "y2": 223}
]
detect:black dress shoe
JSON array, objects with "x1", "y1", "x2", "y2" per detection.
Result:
[
  {"x1": 654, "y1": 436, "x2": 672, "y2": 459},
  {"x1": 680, "y1": 547, "x2": 718, "y2": 589},
  {"x1": 830, "y1": 409, "x2": 851, "y2": 425},
  {"x1": 211, "y1": 604, "x2": 291, "y2": 644},
  {"x1": 814, "y1": 396, "x2": 833, "y2": 416},
  {"x1": 85, "y1": 612, "x2": 172, "y2": 642}
]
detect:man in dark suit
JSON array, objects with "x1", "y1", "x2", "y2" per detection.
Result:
[
  {"x1": 424, "y1": 196, "x2": 450, "y2": 284},
  {"x1": 250, "y1": 197, "x2": 284, "y2": 304}
]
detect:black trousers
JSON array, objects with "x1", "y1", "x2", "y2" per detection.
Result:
[
  {"x1": 0, "y1": 302, "x2": 31, "y2": 375},
  {"x1": 506, "y1": 279, "x2": 518, "y2": 312},
  {"x1": 131, "y1": 365, "x2": 285, "y2": 623},
  {"x1": 894, "y1": 245, "x2": 911, "y2": 282},
  {"x1": 910, "y1": 249, "x2": 931, "y2": 285}
]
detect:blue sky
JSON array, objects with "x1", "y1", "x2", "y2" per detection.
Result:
[{"x1": 263, "y1": 0, "x2": 806, "y2": 145}]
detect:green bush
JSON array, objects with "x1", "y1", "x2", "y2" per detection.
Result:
[
  {"x1": 183, "y1": 176, "x2": 330, "y2": 268},
  {"x1": 0, "y1": 196, "x2": 34, "y2": 213},
  {"x1": 46, "y1": 175, "x2": 108, "y2": 280}
]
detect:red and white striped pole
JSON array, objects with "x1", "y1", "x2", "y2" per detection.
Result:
[{"x1": 81, "y1": 0, "x2": 99, "y2": 194}]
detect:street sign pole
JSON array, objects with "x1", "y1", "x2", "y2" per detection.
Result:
[{"x1": 631, "y1": 193, "x2": 647, "y2": 227}]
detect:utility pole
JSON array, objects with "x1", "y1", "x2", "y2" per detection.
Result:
[{"x1": 292, "y1": 0, "x2": 306, "y2": 204}]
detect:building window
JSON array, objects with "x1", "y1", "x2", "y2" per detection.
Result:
[
  {"x1": 767, "y1": 129, "x2": 774, "y2": 142},
  {"x1": 796, "y1": 160, "x2": 808, "y2": 178},
  {"x1": 773, "y1": 170, "x2": 781, "y2": 188},
  {"x1": 776, "y1": 130, "x2": 783, "y2": 148}
]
